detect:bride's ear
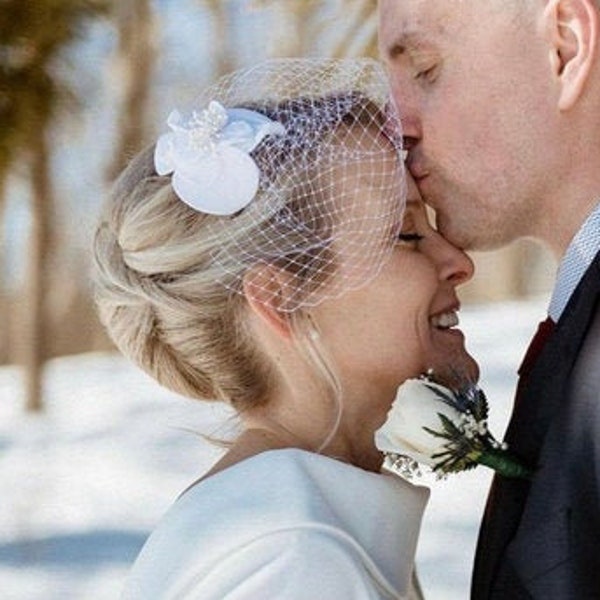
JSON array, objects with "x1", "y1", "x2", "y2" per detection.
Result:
[
  {"x1": 544, "y1": 0, "x2": 599, "y2": 110},
  {"x1": 242, "y1": 264, "x2": 294, "y2": 339}
]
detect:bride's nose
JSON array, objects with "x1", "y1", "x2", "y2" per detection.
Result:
[
  {"x1": 431, "y1": 236, "x2": 474, "y2": 286},
  {"x1": 404, "y1": 176, "x2": 474, "y2": 286}
]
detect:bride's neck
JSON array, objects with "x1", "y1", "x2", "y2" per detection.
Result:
[{"x1": 198, "y1": 428, "x2": 292, "y2": 482}]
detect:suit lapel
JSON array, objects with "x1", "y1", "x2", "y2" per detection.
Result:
[{"x1": 505, "y1": 250, "x2": 600, "y2": 467}]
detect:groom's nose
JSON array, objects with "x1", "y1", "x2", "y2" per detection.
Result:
[
  {"x1": 389, "y1": 84, "x2": 422, "y2": 149},
  {"x1": 400, "y1": 114, "x2": 421, "y2": 166}
]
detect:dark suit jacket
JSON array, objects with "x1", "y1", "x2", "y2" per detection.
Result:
[{"x1": 471, "y1": 250, "x2": 600, "y2": 600}]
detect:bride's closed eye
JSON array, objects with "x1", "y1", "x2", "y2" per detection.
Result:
[
  {"x1": 397, "y1": 201, "x2": 428, "y2": 247},
  {"x1": 397, "y1": 232, "x2": 424, "y2": 247}
]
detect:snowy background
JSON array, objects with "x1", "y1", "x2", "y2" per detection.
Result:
[{"x1": 0, "y1": 296, "x2": 548, "y2": 599}]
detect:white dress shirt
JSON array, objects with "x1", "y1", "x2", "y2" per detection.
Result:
[{"x1": 548, "y1": 202, "x2": 600, "y2": 322}]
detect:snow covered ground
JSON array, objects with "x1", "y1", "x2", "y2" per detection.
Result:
[{"x1": 0, "y1": 297, "x2": 547, "y2": 600}]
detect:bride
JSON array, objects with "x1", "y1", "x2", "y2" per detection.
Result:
[{"x1": 93, "y1": 58, "x2": 477, "y2": 599}]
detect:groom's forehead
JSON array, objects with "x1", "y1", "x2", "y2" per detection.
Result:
[
  {"x1": 379, "y1": 1, "x2": 524, "y2": 61},
  {"x1": 379, "y1": 1, "x2": 462, "y2": 55}
]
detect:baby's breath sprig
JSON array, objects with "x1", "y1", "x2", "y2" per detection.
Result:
[{"x1": 422, "y1": 380, "x2": 532, "y2": 479}]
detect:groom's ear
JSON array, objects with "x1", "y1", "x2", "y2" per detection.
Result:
[{"x1": 544, "y1": 0, "x2": 599, "y2": 110}]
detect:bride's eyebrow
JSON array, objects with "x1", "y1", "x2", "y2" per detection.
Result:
[{"x1": 400, "y1": 203, "x2": 419, "y2": 227}]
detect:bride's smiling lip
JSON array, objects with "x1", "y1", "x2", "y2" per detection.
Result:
[{"x1": 429, "y1": 303, "x2": 461, "y2": 331}]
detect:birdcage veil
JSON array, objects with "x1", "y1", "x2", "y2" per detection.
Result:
[{"x1": 154, "y1": 57, "x2": 406, "y2": 312}]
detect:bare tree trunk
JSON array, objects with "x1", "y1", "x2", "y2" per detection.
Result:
[
  {"x1": 23, "y1": 132, "x2": 53, "y2": 412},
  {"x1": 204, "y1": 0, "x2": 233, "y2": 76},
  {"x1": 266, "y1": 0, "x2": 306, "y2": 57},
  {"x1": 0, "y1": 179, "x2": 8, "y2": 365},
  {"x1": 106, "y1": 0, "x2": 157, "y2": 181},
  {"x1": 330, "y1": 0, "x2": 377, "y2": 58}
]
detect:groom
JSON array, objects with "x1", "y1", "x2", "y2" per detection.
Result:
[{"x1": 378, "y1": 1, "x2": 600, "y2": 599}]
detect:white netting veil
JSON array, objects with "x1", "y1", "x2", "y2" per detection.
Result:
[{"x1": 156, "y1": 58, "x2": 407, "y2": 312}]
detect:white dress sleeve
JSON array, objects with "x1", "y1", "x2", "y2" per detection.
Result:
[{"x1": 170, "y1": 528, "x2": 406, "y2": 600}]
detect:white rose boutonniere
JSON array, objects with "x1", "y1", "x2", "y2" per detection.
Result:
[{"x1": 375, "y1": 375, "x2": 532, "y2": 480}]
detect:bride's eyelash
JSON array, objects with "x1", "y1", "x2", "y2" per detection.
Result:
[{"x1": 397, "y1": 233, "x2": 424, "y2": 243}]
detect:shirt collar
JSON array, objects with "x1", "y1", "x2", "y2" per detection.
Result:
[{"x1": 549, "y1": 201, "x2": 600, "y2": 322}]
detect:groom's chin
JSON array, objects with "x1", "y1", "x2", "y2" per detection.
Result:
[{"x1": 428, "y1": 350, "x2": 480, "y2": 389}]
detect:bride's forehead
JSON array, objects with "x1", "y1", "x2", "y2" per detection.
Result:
[{"x1": 326, "y1": 161, "x2": 404, "y2": 209}]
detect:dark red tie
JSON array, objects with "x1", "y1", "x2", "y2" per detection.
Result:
[{"x1": 516, "y1": 316, "x2": 556, "y2": 391}]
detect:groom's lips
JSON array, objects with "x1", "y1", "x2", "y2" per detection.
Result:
[
  {"x1": 407, "y1": 161, "x2": 433, "y2": 199},
  {"x1": 406, "y1": 155, "x2": 429, "y2": 181}
]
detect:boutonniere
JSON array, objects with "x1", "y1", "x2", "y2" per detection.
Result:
[{"x1": 375, "y1": 375, "x2": 533, "y2": 480}]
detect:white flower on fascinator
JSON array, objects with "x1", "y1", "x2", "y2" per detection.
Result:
[{"x1": 154, "y1": 101, "x2": 285, "y2": 215}]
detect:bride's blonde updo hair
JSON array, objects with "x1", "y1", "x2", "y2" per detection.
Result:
[
  {"x1": 94, "y1": 146, "x2": 270, "y2": 406},
  {"x1": 93, "y1": 59, "x2": 405, "y2": 410}
]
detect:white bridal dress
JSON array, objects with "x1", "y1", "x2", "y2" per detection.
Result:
[{"x1": 122, "y1": 448, "x2": 429, "y2": 599}]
